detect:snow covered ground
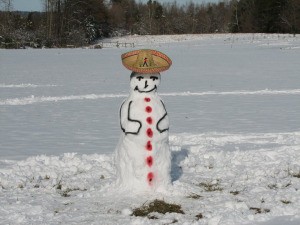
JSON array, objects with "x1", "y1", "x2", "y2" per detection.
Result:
[{"x1": 1, "y1": 33, "x2": 300, "y2": 224}]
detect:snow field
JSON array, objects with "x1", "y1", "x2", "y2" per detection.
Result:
[{"x1": 1, "y1": 33, "x2": 300, "y2": 224}]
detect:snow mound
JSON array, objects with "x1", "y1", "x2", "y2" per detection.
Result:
[
  {"x1": 1, "y1": 132, "x2": 300, "y2": 224},
  {"x1": 0, "y1": 153, "x2": 114, "y2": 191}
]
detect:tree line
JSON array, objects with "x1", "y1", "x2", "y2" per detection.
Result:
[{"x1": 0, "y1": 0, "x2": 299, "y2": 48}]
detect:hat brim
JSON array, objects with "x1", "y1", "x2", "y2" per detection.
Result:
[{"x1": 121, "y1": 49, "x2": 172, "y2": 74}]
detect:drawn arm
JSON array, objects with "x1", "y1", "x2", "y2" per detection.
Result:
[
  {"x1": 156, "y1": 100, "x2": 169, "y2": 133},
  {"x1": 120, "y1": 101, "x2": 142, "y2": 135}
]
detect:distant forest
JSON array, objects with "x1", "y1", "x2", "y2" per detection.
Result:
[{"x1": 0, "y1": 0, "x2": 300, "y2": 48}]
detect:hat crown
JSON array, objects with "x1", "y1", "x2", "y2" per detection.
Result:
[{"x1": 134, "y1": 50, "x2": 156, "y2": 68}]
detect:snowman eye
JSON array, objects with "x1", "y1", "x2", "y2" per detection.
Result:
[
  {"x1": 150, "y1": 76, "x2": 158, "y2": 81},
  {"x1": 136, "y1": 76, "x2": 144, "y2": 81}
]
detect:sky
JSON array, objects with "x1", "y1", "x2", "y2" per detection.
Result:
[{"x1": 11, "y1": 0, "x2": 220, "y2": 12}]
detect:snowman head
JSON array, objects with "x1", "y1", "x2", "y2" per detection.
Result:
[{"x1": 130, "y1": 72, "x2": 161, "y2": 94}]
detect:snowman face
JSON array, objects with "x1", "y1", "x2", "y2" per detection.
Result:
[{"x1": 130, "y1": 72, "x2": 161, "y2": 93}]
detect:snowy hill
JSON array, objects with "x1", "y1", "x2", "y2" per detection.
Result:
[{"x1": 1, "y1": 33, "x2": 300, "y2": 224}]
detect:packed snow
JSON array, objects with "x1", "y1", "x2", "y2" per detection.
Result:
[{"x1": 1, "y1": 33, "x2": 300, "y2": 224}]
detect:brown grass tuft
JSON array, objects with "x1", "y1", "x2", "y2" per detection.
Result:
[{"x1": 132, "y1": 199, "x2": 184, "y2": 218}]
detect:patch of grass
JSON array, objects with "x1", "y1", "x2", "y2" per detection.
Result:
[
  {"x1": 187, "y1": 193, "x2": 202, "y2": 199},
  {"x1": 249, "y1": 207, "x2": 270, "y2": 214},
  {"x1": 198, "y1": 180, "x2": 223, "y2": 192},
  {"x1": 268, "y1": 184, "x2": 278, "y2": 190},
  {"x1": 288, "y1": 168, "x2": 300, "y2": 178},
  {"x1": 56, "y1": 183, "x2": 62, "y2": 190},
  {"x1": 57, "y1": 186, "x2": 87, "y2": 197},
  {"x1": 230, "y1": 190, "x2": 240, "y2": 195},
  {"x1": 61, "y1": 189, "x2": 72, "y2": 197},
  {"x1": 281, "y1": 200, "x2": 292, "y2": 204},
  {"x1": 195, "y1": 213, "x2": 204, "y2": 220},
  {"x1": 148, "y1": 215, "x2": 158, "y2": 220},
  {"x1": 132, "y1": 199, "x2": 184, "y2": 218},
  {"x1": 292, "y1": 173, "x2": 300, "y2": 178},
  {"x1": 170, "y1": 219, "x2": 178, "y2": 224},
  {"x1": 161, "y1": 219, "x2": 178, "y2": 224},
  {"x1": 63, "y1": 188, "x2": 87, "y2": 197},
  {"x1": 268, "y1": 182, "x2": 291, "y2": 190}
]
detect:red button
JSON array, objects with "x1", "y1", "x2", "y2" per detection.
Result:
[
  {"x1": 146, "y1": 156, "x2": 153, "y2": 167},
  {"x1": 144, "y1": 97, "x2": 151, "y2": 102},
  {"x1": 147, "y1": 172, "x2": 154, "y2": 183},
  {"x1": 146, "y1": 117, "x2": 153, "y2": 125},
  {"x1": 145, "y1": 106, "x2": 152, "y2": 113},
  {"x1": 146, "y1": 141, "x2": 152, "y2": 151},
  {"x1": 146, "y1": 128, "x2": 153, "y2": 138}
]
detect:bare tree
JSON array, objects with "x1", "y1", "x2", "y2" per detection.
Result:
[
  {"x1": 0, "y1": 0, "x2": 13, "y2": 11},
  {"x1": 280, "y1": 0, "x2": 300, "y2": 34},
  {"x1": 0, "y1": 0, "x2": 13, "y2": 35}
]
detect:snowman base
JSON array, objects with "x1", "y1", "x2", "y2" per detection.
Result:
[{"x1": 114, "y1": 131, "x2": 172, "y2": 193}]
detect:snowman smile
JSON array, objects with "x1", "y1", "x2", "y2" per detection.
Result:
[{"x1": 134, "y1": 85, "x2": 157, "y2": 93}]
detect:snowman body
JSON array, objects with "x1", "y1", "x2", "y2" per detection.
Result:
[{"x1": 115, "y1": 73, "x2": 171, "y2": 192}]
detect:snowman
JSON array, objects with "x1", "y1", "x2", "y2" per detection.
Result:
[{"x1": 115, "y1": 49, "x2": 172, "y2": 192}]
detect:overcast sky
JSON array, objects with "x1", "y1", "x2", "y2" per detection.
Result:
[{"x1": 12, "y1": 0, "x2": 220, "y2": 11}]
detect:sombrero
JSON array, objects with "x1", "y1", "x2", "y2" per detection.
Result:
[{"x1": 121, "y1": 49, "x2": 172, "y2": 74}]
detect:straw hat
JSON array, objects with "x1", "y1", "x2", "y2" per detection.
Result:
[{"x1": 121, "y1": 49, "x2": 172, "y2": 74}]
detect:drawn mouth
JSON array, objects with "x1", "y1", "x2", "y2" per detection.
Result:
[{"x1": 134, "y1": 85, "x2": 157, "y2": 93}]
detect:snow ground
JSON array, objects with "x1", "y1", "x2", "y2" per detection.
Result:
[{"x1": 1, "y1": 33, "x2": 300, "y2": 224}]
